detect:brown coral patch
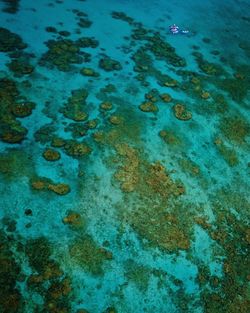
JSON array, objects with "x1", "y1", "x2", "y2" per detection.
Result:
[
  {"x1": 160, "y1": 93, "x2": 172, "y2": 102},
  {"x1": 31, "y1": 177, "x2": 71, "y2": 195},
  {"x1": 1, "y1": 127, "x2": 27, "y2": 143},
  {"x1": 43, "y1": 148, "x2": 61, "y2": 161},
  {"x1": 51, "y1": 137, "x2": 65, "y2": 148},
  {"x1": 173, "y1": 103, "x2": 192, "y2": 121},
  {"x1": 114, "y1": 143, "x2": 139, "y2": 192},
  {"x1": 145, "y1": 162, "x2": 185, "y2": 197},
  {"x1": 64, "y1": 140, "x2": 92, "y2": 157},
  {"x1": 139, "y1": 101, "x2": 158, "y2": 113},
  {"x1": 100, "y1": 101, "x2": 113, "y2": 111},
  {"x1": 31, "y1": 179, "x2": 47, "y2": 190},
  {"x1": 11, "y1": 102, "x2": 35, "y2": 117},
  {"x1": 109, "y1": 115, "x2": 123, "y2": 125},
  {"x1": 69, "y1": 235, "x2": 113, "y2": 275},
  {"x1": 129, "y1": 206, "x2": 190, "y2": 252},
  {"x1": 63, "y1": 211, "x2": 85, "y2": 229},
  {"x1": 80, "y1": 67, "x2": 99, "y2": 77},
  {"x1": 200, "y1": 90, "x2": 211, "y2": 99},
  {"x1": 48, "y1": 183, "x2": 70, "y2": 195}
]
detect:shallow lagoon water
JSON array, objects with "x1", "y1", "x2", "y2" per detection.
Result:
[{"x1": 0, "y1": 0, "x2": 249, "y2": 312}]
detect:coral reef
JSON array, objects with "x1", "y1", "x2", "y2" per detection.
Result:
[
  {"x1": 145, "y1": 162, "x2": 185, "y2": 198},
  {"x1": 80, "y1": 67, "x2": 100, "y2": 77},
  {"x1": 0, "y1": 78, "x2": 35, "y2": 143},
  {"x1": 47, "y1": 183, "x2": 71, "y2": 195},
  {"x1": 109, "y1": 115, "x2": 123, "y2": 125},
  {"x1": 63, "y1": 211, "x2": 85, "y2": 230},
  {"x1": 139, "y1": 101, "x2": 158, "y2": 113},
  {"x1": 218, "y1": 76, "x2": 249, "y2": 102},
  {"x1": 40, "y1": 39, "x2": 90, "y2": 71},
  {"x1": 160, "y1": 93, "x2": 172, "y2": 103},
  {"x1": 69, "y1": 235, "x2": 113, "y2": 275},
  {"x1": 173, "y1": 103, "x2": 192, "y2": 121},
  {"x1": 1, "y1": 125, "x2": 28, "y2": 143},
  {"x1": 148, "y1": 35, "x2": 186, "y2": 67},
  {"x1": 86, "y1": 119, "x2": 98, "y2": 129},
  {"x1": 25, "y1": 237, "x2": 74, "y2": 312},
  {"x1": 51, "y1": 137, "x2": 66, "y2": 148},
  {"x1": 65, "y1": 123, "x2": 88, "y2": 138},
  {"x1": 159, "y1": 129, "x2": 182, "y2": 146},
  {"x1": 100, "y1": 84, "x2": 117, "y2": 93},
  {"x1": 114, "y1": 143, "x2": 139, "y2": 192},
  {"x1": 195, "y1": 56, "x2": 225, "y2": 76},
  {"x1": 0, "y1": 229, "x2": 23, "y2": 313},
  {"x1": 0, "y1": 27, "x2": 27, "y2": 52},
  {"x1": 77, "y1": 17, "x2": 92, "y2": 28},
  {"x1": 103, "y1": 307, "x2": 117, "y2": 313},
  {"x1": 197, "y1": 192, "x2": 250, "y2": 313},
  {"x1": 132, "y1": 47, "x2": 153, "y2": 73},
  {"x1": 200, "y1": 90, "x2": 211, "y2": 99},
  {"x1": 61, "y1": 88, "x2": 89, "y2": 121},
  {"x1": 7, "y1": 59, "x2": 34, "y2": 76},
  {"x1": 178, "y1": 158, "x2": 200, "y2": 176},
  {"x1": 76, "y1": 37, "x2": 99, "y2": 48},
  {"x1": 64, "y1": 140, "x2": 92, "y2": 157},
  {"x1": 1, "y1": 5, "x2": 249, "y2": 313},
  {"x1": 111, "y1": 11, "x2": 134, "y2": 24},
  {"x1": 214, "y1": 137, "x2": 239, "y2": 166},
  {"x1": 129, "y1": 205, "x2": 190, "y2": 252},
  {"x1": 219, "y1": 115, "x2": 250, "y2": 144},
  {"x1": 11, "y1": 102, "x2": 36, "y2": 117},
  {"x1": 0, "y1": 149, "x2": 34, "y2": 180},
  {"x1": 112, "y1": 143, "x2": 188, "y2": 252},
  {"x1": 99, "y1": 57, "x2": 122, "y2": 71},
  {"x1": 31, "y1": 177, "x2": 71, "y2": 195},
  {"x1": 2, "y1": 0, "x2": 20, "y2": 14},
  {"x1": 125, "y1": 259, "x2": 152, "y2": 292},
  {"x1": 34, "y1": 124, "x2": 55, "y2": 144},
  {"x1": 42, "y1": 148, "x2": 61, "y2": 161},
  {"x1": 100, "y1": 101, "x2": 113, "y2": 111}
]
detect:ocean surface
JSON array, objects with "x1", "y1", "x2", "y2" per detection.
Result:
[{"x1": 0, "y1": 0, "x2": 249, "y2": 312}]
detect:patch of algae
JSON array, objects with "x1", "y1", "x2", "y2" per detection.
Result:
[
  {"x1": 69, "y1": 235, "x2": 113, "y2": 275},
  {"x1": 30, "y1": 176, "x2": 71, "y2": 195},
  {"x1": 0, "y1": 148, "x2": 34, "y2": 180}
]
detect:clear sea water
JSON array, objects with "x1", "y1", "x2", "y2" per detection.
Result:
[{"x1": 0, "y1": 0, "x2": 249, "y2": 312}]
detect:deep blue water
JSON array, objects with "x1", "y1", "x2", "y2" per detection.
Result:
[{"x1": 0, "y1": 1, "x2": 249, "y2": 312}]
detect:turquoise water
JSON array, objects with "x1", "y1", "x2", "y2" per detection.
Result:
[{"x1": 0, "y1": 0, "x2": 249, "y2": 312}]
